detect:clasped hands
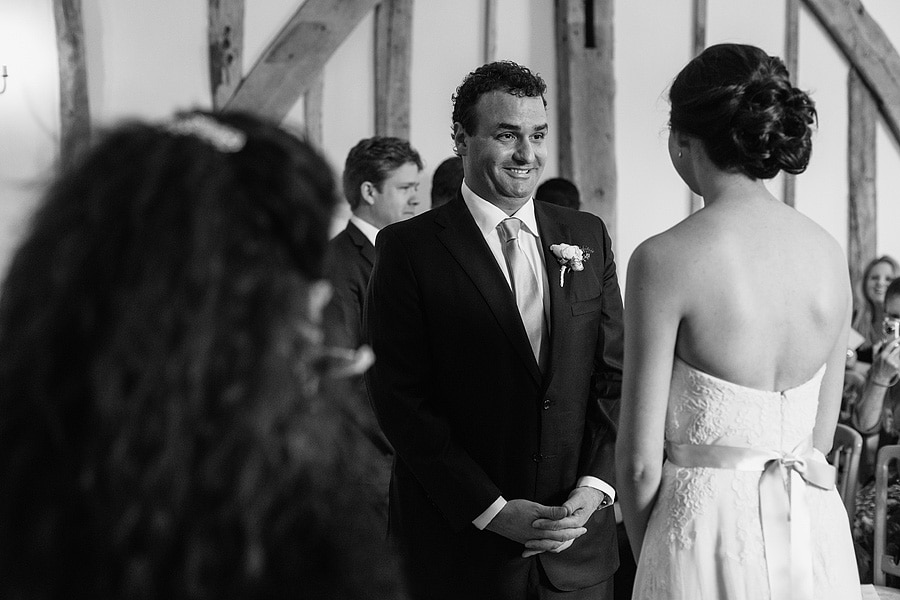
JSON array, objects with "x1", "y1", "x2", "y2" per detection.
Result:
[{"x1": 485, "y1": 486, "x2": 605, "y2": 558}]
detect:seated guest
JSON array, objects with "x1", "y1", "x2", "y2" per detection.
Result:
[
  {"x1": 535, "y1": 176, "x2": 581, "y2": 210},
  {"x1": 429, "y1": 156, "x2": 463, "y2": 209},
  {"x1": 852, "y1": 255, "x2": 898, "y2": 362},
  {"x1": 846, "y1": 277, "x2": 900, "y2": 584},
  {"x1": 0, "y1": 111, "x2": 408, "y2": 600}
]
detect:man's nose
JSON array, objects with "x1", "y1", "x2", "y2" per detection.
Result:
[{"x1": 514, "y1": 139, "x2": 535, "y2": 163}]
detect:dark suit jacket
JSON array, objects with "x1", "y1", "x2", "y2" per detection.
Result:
[
  {"x1": 323, "y1": 221, "x2": 375, "y2": 350},
  {"x1": 322, "y1": 221, "x2": 393, "y2": 534},
  {"x1": 365, "y1": 195, "x2": 624, "y2": 598}
]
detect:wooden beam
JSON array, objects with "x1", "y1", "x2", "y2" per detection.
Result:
[
  {"x1": 53, "y1": 0, "x2": 90, "y2": 169},
  {"x1": 688, "y1": 0, "x2": 706, "y2": 213},
  {"x1": 484, "y1": 0, "x2": 497, "y2": 63},
  {"x1": 555, "y1": 0, "x2": 616, "y2": 235},
  {"x1": 801, "y1": 0, "x2": 900, "y2": 147},
  {"x1": 303, "y1": 74, "x2": 324, "y2": 147},
  {"x1": 374, "y1": 0, "x2": 413, "y2": 138},
  {"x1": 225, "y1": 0, "x2": 379, "y2": 122},
  {"x1": 782, "y1": 0, "x2": 799, "y2": 206},
  {"x1": 847, "y1": 67, "x2": 878, "y2": 288},
  {"x1": 208, "y1": 0, "x2": 244, "y2": 111}
]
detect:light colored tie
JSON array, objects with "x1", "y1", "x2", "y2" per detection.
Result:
[{"x1": 498, "y1": 218, "x2": 545, "y2": 365}]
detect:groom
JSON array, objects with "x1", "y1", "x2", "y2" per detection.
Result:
[{"x1": 365, "y1": 61, "x2": 624, "y2": 599}]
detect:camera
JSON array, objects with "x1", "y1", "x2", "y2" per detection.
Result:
[{"x1": 883, "y1": 317, "x2": 900, "y2": 341}]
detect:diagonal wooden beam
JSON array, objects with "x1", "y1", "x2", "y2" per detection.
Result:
[
  {"x1": 209, "y1": 0, "x2": 244, "y2": 111},
  {"x1": 225, "y1": 0, "x2": 379, "y2": 122},
  {"x1": 555, "y1": 0, "x2": 616, "y2": 235},
  {"x1": 53, "y1": 0, "x2": 91, "y2": 169},
  {"x1": 801, "y1": 0, "x2": 900, "y2": 146},
  {"x1": 374, "y1": 0, "x2": 413, "y2": 138}
]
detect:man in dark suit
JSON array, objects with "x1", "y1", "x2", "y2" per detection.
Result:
[
  {"x1": 322, "y1": 136, "x2": 421, "y2": 539},
  {"x1": 323, "y1": 136, "x2": 422, "y2": 350},
  {"x1": 365, "y1": 61, "x2": 624, "y2": 599}
]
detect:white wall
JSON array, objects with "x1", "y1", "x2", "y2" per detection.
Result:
[{"x1": 2, "y1": 0, "x2": 900, "y2": 287}]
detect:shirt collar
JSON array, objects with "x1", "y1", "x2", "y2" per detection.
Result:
[
  {"x1": 460, "y1": 181, "x2": 540, "y2": 239},
  {"x1": 349, "y1": 214, "x2": 379, "y2": 247}
]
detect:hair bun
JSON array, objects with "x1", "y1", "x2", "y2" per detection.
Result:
[{"x1": 669, "y1": 44, "x2": 818, "y2": 180}]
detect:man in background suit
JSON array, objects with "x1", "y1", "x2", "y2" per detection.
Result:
[
  {"x1": 365, "y1": 61, "x2": 623, "y2": 599},
  {"x1": 324, "y1": 136, "x2": 422, "y2": 350},
  {"x1": 322, "y1": 136, "x2": 421, "y2": 537}
]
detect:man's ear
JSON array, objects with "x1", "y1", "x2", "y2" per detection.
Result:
[
  {"x1": 360, "y1": 181, "x2": 377, "y2": 206},
  {"x1": 453, "y1": 123, "x2": 468, "y2": 156}
]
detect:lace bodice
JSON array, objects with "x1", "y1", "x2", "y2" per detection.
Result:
[{"x1": 666, "y1": 356, "x2": 826, "y2": 451}]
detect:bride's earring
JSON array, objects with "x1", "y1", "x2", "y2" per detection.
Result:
[{"x1": 678, "y1": 150, "x2": 683, "y2": 158}]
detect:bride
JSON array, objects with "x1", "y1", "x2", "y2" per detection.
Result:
[{"x1": 616, "y1": 43, "x2": 861, "y2": 600}]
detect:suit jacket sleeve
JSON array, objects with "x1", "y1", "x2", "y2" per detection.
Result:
[
  {"x1": 364, "y1": 227, "x2": 501, "y2": 529},
  {"x1": 580, "y1": 217, "x2": 624, "y2": 487}
]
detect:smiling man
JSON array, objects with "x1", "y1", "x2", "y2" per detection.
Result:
[{"x1": 365, "y1": 61, "x2": 624, "y2": 599}]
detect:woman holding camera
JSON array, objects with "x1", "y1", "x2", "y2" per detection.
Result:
[{"x1": 849, "y1": 277, "x2": 900, "y2": 584}]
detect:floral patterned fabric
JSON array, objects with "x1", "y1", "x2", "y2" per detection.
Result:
[{"x1": 632, "y1": 357, "x2": 861, "y2": 600}]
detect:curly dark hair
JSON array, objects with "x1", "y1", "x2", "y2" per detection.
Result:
[
  {"x1": 451, "y1": 60, "x2": 547, "y2": 137},
  {"x1": 0, "y1": 111, "x2": 408, "y2": 600},
  {"x1": 669, "y1": 43, "x2": 817, "y2": 180},
  {"x1": 342, "y1": 136, "x2": 422, "y2": 211}
]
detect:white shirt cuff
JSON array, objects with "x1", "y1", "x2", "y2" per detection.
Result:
[
  {"x1": 472, "y1": 496, "x2": 507, "y2": 530},
  {"x1": 576, "y1": 476, "x2": 616, "y2": 506}
]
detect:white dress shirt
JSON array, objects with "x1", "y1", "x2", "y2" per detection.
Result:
[
  {"x1": 460, "y1": 182, "x2": 616, "y2": 530},
  {"x1": 349, "y1": 214, "x2": 379, "y2": 247}
]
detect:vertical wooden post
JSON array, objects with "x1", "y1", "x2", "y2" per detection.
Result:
[
  {"x1": 782, "y1": 0, "x2": 800, "y2": 207},
  {"x1": 53, "y1": 0, "x2": 91, "y2": 169},
  {"x1": 555, "y1": 0, "x2": 616, "y2": 234},
  {"x1": 209, "y1": 0, "x2": 244, "y2": 111},
  {"x1": 484, "y1": 0, "x2": 497, "y2": 63},
  {"x1": 374, "y1": 0, "x2": 413, "y2": 138},
  {"x1": 304, "y1": 74, "x2": 324, "y2": 147},
  {"x1": 847, "y1": 67, "x2": 878, "y2": 288},
  {"x1": 688, "y1": 0, "x2": 707, "y2": 213}
]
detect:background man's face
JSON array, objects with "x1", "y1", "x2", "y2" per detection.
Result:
[
  {"x1": 457, "y1": 91, "x2": 547, "y2": 208},
  {"x1": 368, "y1": 162, "x2": 421, "y2": 228}
]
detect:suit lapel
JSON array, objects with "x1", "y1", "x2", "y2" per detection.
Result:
[
  {"x1": 436, "y1": 195, "x2": 542, "y2": 384},
  {"x1": 346, "y1": 221, "x2": 375, "y2": 266},
  {"x1": 535, "y1": 202, "x2": 573, "y2": 382}
]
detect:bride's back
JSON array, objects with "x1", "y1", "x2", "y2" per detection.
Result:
[{"x1": 669, "y1": 195, "x2": 848, "y2": 392}]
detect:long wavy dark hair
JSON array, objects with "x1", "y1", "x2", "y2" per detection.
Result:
[{"x1": 0, "y1": 111, "x2": 407, "y2": 600}]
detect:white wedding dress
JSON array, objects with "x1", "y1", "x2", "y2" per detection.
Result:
[{"x1": 631, "y1": 357, "x2": 861, "y2": 600}]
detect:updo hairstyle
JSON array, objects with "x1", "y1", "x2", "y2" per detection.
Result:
[{"x1": 669, "y1": 43, "x2": 817, "y2": 180}]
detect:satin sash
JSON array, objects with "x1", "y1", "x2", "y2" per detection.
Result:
[{"x1": 666, "y1": 439, "x2": 836, "y2": 600}]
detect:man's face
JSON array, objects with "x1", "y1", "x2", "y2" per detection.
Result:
[
  {"x1": 455, "y1": 91, "x2": 547, "y2": 210},
  {"x1": 367, "y1": 162, "x2": 421, "y2": 228}
]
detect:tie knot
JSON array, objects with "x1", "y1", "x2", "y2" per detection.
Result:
[{"x1": 498, "y1": 218, "x2": 523, "y2": 243}]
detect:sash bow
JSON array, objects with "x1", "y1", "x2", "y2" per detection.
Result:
[{"x1": 666, "y1": 439, "x2": 835, "y2": 600}]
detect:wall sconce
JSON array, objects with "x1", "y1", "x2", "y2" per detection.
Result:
[{"x1": 0, "y1": 66, "x2": 7, "y2": 95}]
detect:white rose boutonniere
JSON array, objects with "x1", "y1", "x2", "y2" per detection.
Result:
[{"x1": 549, "y1": 243, "x2": 593, "y2": 287}]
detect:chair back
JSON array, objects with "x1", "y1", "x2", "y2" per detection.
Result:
[
  {"x1": 828, "y1": 423, "x2": 862, "y2": 519},
  {"x1": 874, "y1": 444, "x2": 900, "y2": 586}
]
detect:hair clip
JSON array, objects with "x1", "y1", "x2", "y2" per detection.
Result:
[{"x1": 163, "y1": 114, "x2": 246, "y2": 153}]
